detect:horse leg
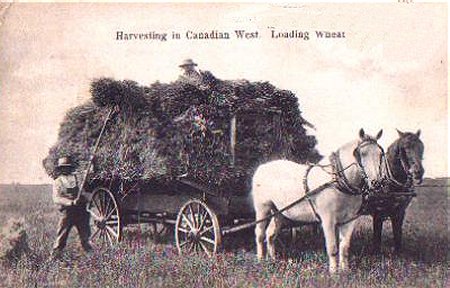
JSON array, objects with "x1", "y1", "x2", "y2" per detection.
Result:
[
  {"x1": 255, "y1": 203, "x2": 272, "y2": 261},
  {"x1": 266, "y1": 215, "x2": 282, "y2": 260},
  {"x1": 321, "y1": 219, "x2": 338, "y2": 273},
  {"x1": 391, "y1": 210, "x2": 405, "y2": 253},
  {"x1": 372, "y1": 214, "x2": 383, "y2": 254},
  {"x1": 338, "y1": 220, "x2": 357, "y2": 271}
]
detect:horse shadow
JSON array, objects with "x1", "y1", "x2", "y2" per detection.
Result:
[{"x1": 222, "y1": 218, "x2": 447, "y2": 268}]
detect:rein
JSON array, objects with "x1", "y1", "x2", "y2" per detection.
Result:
[
  {"x1": 385, "y1": 158, "x2": 409, "y2": 188},
  {"x1": 330, "y1": 151, "x2": 364, "y2": 195},
  {"x1": 385, "y1": 143, "x2": 414, "y2": 189},
  {"x1": 225, "y1": 181, "x2": 334, "y2": 234},
  {"x1": 301, "y1": 138, "x2": 386, "y2": 222},
  {"x1": 329, "y1": 138, "x2": 388, "y2": 196}
]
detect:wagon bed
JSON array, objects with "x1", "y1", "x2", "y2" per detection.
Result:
[{"x1": 84, "y1": 112, "x2": 272, "y2": 255}]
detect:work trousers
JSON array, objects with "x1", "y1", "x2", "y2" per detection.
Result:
[{"x1": 53, "y1": 205, "x2": 92, "y2": 252}]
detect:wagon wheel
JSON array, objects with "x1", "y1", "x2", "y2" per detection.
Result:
[
  {"x1": 87, "y1": 187, "x2": 122, "y2": 248},
  {"x1": 175, "y1": 199, "x2": 221, "y2": 257}
]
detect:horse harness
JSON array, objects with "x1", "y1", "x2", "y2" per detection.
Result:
[
  {"x1": 303, "y1": 138, "x2": 390, "y2": 222},
  {"x1": 259, "y1": 139, "x2": 414, "y2": 227},
  {"x1": 365, "y1": 145, "x2": 416, "y2": 217}
]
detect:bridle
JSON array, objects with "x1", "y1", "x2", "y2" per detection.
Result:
[
  {"x1": 331, "y1": 138, "x2": 388, "y2": 196},
  {"x1": 302, "y1": 138, "x2": 388, "y2": 224},
  {"x1": 385, "y1": 141, "x2": 419, "y2": 188},
  {"x1": 353, "y1": 138, "x2": 387, "y2": 187}
]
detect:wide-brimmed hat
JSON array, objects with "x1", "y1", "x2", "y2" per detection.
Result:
[
  {"x1": 57, "y1": 156, "x2": 74, "y2": 168},
  {"x1": 179, "y1": 59, "x2": 197, "y2": 67}
]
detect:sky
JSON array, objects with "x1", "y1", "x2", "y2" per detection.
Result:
[{"x1": 0, "y1": 3, "x2": 447, "y2": 184}]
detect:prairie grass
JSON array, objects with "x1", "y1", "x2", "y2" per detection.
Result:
[{"x1": 0, "y1": 182, "x2": 447, "y2": 287}]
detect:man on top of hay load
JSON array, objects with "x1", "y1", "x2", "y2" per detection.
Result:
[
  {"x1": 178, "y1": 58, "x2": 203, "y2": 85},
  {"x1": 51, "y1": 156, "x2": 92, "y2": 258}
]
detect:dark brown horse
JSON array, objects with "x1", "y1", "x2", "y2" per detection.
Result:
[{"x1": 371, "y1": 129, "x2": 424, "y2": 253}]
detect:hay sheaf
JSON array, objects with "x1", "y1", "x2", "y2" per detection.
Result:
[
  {"x1": 43, "y1": 73, "x2": 321, "y2": 194},
  {"x1": 0, "y1": 218, "x2": 29, "y2": 264}
]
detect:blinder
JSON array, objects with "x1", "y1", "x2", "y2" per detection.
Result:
[
  {"x1": 335, "y1": 138, "x2": 388, "y2": 196},
  {"x1": 353, "y1": 139, "x2": 385, "y2": 176}
]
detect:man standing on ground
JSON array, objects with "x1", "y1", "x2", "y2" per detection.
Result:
[{"x1": 52, "y1": 156, "x2": 92, "y2": 258}]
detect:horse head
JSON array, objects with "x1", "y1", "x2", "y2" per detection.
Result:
[
  {"x1": 354, "y1": 129, "x2": 386, "y2": 190},
  {"x1": 389, "y1": 129, "x2": 424, "y2": 185},
  {"x1": 337, "y1": 129, "x2": 386, "y2": 192}
]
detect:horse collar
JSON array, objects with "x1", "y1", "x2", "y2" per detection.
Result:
[{"x1": 330, "y1": 150, "x2": 364, "y2": 196}]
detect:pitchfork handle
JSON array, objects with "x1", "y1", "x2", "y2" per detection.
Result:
[{"x1": 75, "y1": 106, "x2": 116, "y2": 202}]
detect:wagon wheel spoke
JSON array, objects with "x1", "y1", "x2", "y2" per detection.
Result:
[
  {"x1": 87, "y1": 209, "x2": 102, "y2": 221},
  {"x1": 99, "y1": 191, "x2": 108, "y2": 214},
  {"x1": 179, "y1": 240, "x2": 190, "y2": 249},
  {"x1": 199, "y1": 241, "x2": 211, "y2": 257},
  {"x1": 199, "y1": 225, "x2": 214, "y2": 236},
  {"x1": 188, "y1": 204, "x2": 197, "y2": 228},
  {"x1": 92, "y1": 197, "x2": 103, "y2": 216},
  {"x1": 105, "y1": 219, "x2": 119, "y2": 225},
  {"x1": 189, "y1": 241, "x2": 196, "y2": 253},
  {"x1": 106, "y1": 225, "x2": 119, "y2": 240},
  {"x1": 104, "y1": 192, "x2": 112, "y2": 216},
  {"x1": 99, "y1": 229, "x2": 106, "y2": 248},
  {"x1": 90, "y1": 225, "x2": 102, "y2": 241},
  {"x1": 196, "y1": 202, "x2": 202, "y2": 228},
  {"x1": 105, "y1": 228, "x2": 115, "y2": 246},
  {"x1": 200, "y1": 236, "x2": 216, "y2": 245},
  {"x1": 177, "y1": 227, "x2": 189, "y2": 234},
  {"x1": 99, "y1": 190, "x2": 106, "y2": 213},
  {"x1": 104, "y1": 207, "x2": 118, "y2": 221},
  {"x1": 181, "y1": 214, "x2": 194, "y2": 230},
  {"x1": 197, "y1": 210, "x2": 208, "y2": 232}
]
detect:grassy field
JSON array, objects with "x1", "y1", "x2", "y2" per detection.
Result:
[{"x1": 0, "y1": 180, "x2": 447, "y2": 287}]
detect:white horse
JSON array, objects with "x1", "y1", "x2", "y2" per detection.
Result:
[{"x1": 252, "y1": 129, "x2": 385, "y2": 273}]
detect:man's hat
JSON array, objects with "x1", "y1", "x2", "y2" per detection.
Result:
[
  {"x1": 179, "y1": 59, "x2": 197, "y2": 67},
  {"x1": 57, "y1": 156, "x2": 74, "y2": 168}
]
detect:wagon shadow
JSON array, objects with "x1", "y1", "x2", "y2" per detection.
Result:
[
  {"x1": 222, "y1": 224, "x2": 325, "y2": 259},
  {"x1": 123, "y1": 224, "x2": 175, "y2": 245}
]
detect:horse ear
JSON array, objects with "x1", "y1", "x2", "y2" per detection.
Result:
[
  {"x1": 416, "y1": 129, "x2": 421, "y2": 137},
  {"x1": 359, "y1": 128, "x2": 365, "y2": 139},
  {"x1": 396, "y1": 129, "x2": 405, "y2": 137},
  {"x1": 376, "y1": 129, "x2": 383, "y2": 140}
]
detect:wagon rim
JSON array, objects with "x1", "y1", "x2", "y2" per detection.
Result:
[
  {"x1": 175, "y1": 199, "x2": 221, "y2": 257},
  {"x1": 87, "y1": 187, "x2": 122, "y2": 248}
]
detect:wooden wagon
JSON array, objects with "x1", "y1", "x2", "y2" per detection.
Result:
[{"x1": 82, "y1": 108, "x2": 288, "y2": 256}]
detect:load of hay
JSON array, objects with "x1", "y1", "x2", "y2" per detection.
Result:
[{"x1": 43, "y1": 71, "x2": 321, "y2": 195}]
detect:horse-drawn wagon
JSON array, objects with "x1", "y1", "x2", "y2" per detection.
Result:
[
  {"x1": 43, "y1": 72, "x2": 424, "y2": 268},
  {"x1": 85, "y1": 109, "x2": 285, "y2": 256},
  {"x1": 43, "y1": 73, "x2": 322, "y2": 256}
]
